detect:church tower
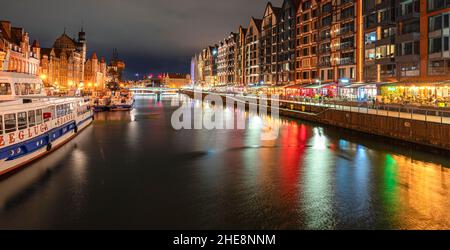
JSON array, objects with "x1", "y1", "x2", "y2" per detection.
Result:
[{"x1": 78, "y1": 26, "x2": 87, "y2": 82}]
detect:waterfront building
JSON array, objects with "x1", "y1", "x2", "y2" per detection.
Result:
[
  {"x1": 275, "y1": 0, "x2": 301, "y2": 86},
  {"x1": 295, "y1": 0, "x2": 320, "y2": 85},
  {"x1": 108, "y1": 48, "x2": 126, "y2": 83},
  {"x1": 84, "y1": 52, "x2": 107, "y2": 89},
  {"x1": 234, "y1": 26, "x2": 247, "y2": 86},
  {"x1": 245, "y1": 17, "x2": 262, "y2": 85},
  {"x1": 203, "y1": 45, "x2": 218, "y2": 86},
  {"x1": 217, "y1": 33, "x2": 237, "y2": 85},
  {"x1": 314, "y1": 0, "x2": 360, "y2": 97},
  {"x1": 363, "y1": 0, "x2": 450, "y2": 102},
  {"x1": 197, "y1": 51, "x2": 206, "y2": 86},
  {"x1": 0, "y1": 21, "x2": 40, "y2": 76},
  {"x1": 261, "y1": 2, "x2": 281, "y2": 85},
  {"x1": 192, "y1": 0, "x2": 450, "y2": 103},
  {"x1": 162, "y1": 73, "x2": 191, "y2": 89},
  {"x1": 39, "y1": 29, "x2": 86, "y2": 90}
]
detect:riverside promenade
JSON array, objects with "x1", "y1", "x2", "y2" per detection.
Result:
[{"x1": 182, "y1": 90, "x2": 450, "y2": 151}]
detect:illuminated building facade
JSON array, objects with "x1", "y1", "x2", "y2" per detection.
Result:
[
  {"x1": 191, "y1": 0, "x2": 450, "y2": 100},
  {"x1": 107, "y1": 48, "x2": 126, "y2": 83},
  {"x1": 203, "y1": 45, "x2": 218, "y2": 86},
  {"x1": 261, "y1": 2, "x2": 281, "y2": 85},
  {"x1": 217, "y1": 33, "x2": 237, "y2": 85},
  {"x1": 234, "y1": 26, "x2": 247, "y2": 86},
  {"x1": 39, "y1": 29, "x2": 86, "y2": 89},
  {"x1": 84, "y1": 52, "x2": 107, "y2": 89},
  {"x1": 162, "y1": 73, "x2": 191, "y2": 88},
  {"x1": 0, "y1": 21, "x2": 40, "y2": 75},
  {"x1": 245, "y1": 17, "x2": 262, "y2": 85},
  {"x1": 295, "y1": 0, "x2": 320, "y2": 84},
  {"x1": 276, "y1": 0, "x2": 300, "y2": 85}
]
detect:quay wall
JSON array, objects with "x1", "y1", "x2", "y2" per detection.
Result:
[{"x1": 181, "y1": 91, "x2": 450, "y2": 151}]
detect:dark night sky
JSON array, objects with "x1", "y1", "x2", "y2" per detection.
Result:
[{"x1": 1, "y1": 0, "x2": 283, "y2": 79}]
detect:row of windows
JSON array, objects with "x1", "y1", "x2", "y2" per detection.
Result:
[
  {"x1": 428, "y1": 0, "x2": 450, "y2": 12},
  {"x1": 0, "y1": 83, "x2": 43, "y2": 96},
  {"x1": 429, "y1": 13, "x2": 450, "y2": 32},
  {"x1": 0, "y1": 109, "x2": 44, "y2": 135},
  {"x1": 0, "y1": 103, "x2": 77, "y2": 135}
]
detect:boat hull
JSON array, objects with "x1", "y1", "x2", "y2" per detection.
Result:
[
  {"x1": 109, "y1": 102, "x2": 135, "y2": 111},
  {"x1": 93, "y1": 106, "x2": 109, "y2": 112},
  {"x1": 0, "y1": 115, "x2": 93, "y2": 177}
]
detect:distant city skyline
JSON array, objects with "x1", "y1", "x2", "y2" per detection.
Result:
[{"x1": 1, "y1": 0, "x2": 283, "y2": 79}]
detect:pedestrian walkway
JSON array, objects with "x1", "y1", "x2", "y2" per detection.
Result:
[{"x1": 224, "y1": 93, "x2": 450, "y2": 125}]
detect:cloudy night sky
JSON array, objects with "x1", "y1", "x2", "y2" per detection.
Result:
[{"x1": 1, "y1": 0, "x2": 283, "y2": 79}]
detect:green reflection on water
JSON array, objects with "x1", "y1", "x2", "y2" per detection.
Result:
[{"x1": 382, "y1": 154, "x2": 399, "y2": 224}]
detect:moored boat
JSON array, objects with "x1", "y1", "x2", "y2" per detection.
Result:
[
  {"x1": 90, "y1": 90, "x2": 111, "y2": 112},
  {"x1": 0, "y1": 72, "x2": 94, "y2": 176},
  {"x1": 110, "y1": 89, "x2": 135, "y2": 111}
]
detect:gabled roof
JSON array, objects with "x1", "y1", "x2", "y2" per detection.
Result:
[
  {"x1": 247, "y1": 17, "x2": 262, "y2": 34},
  {"x1": 10, "y1": 27, "x2": 23, "y2": 45},
  {"x1": 32, "y1": 40, "x2": 40, "y2": 48},
  {"x1": 53, "y1": 33, "x2": 77, "y2": 50},
  {"x1": 239, "y1": 26, "x2": 247, "y2": 36},
  {"x1": 264, "y1": 2, "x2": 282, "y2": 20}
]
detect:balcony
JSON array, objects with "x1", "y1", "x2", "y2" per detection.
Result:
[
  {"x1": 338, "y1": 57, "x2": 355, "y2": 65},
  {"x1": 375, "y1": 56, "x2": 395, "y2": 65},
  {"x1": 318, "y1": 61, "x2": 331, "y2": 67},
  {"x1": 397, "y1": 11, "x2": 420, "y2": 22},
  {"x1": 395, "y1": 54, "x2": 420, "y2": 63},
  {"x1": 375, "y1": 36, "x2": 395, "y2": 46},
  {"x1": 339, "y1": 42, "x2": 354, "y2": 51},
  {"x1": 395, "y1": 32, "x2": 420, "y2": 43},
  {"x1": 338, "y1": 27, "x2": 355, "y2": 36},
  {"x1": 319, "y1": 48, "x2": 331, "y2": 54}
]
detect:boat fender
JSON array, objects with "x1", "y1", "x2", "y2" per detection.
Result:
[{"x1": 46, "y1": 142, "x2": 53, "y2": 152}]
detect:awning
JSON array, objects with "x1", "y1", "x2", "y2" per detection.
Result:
[
  {"x1": 341, "y1": 83, "x2": 376, "y2": 89},
  {"x1": 382, "y1": 81, "x2": 450, "y2": 87},
  {"x1": 283, "y1": 84, "x2": 310, "y2": 89},
  {"x1": 302, "y1": 82, "x2": 336, "y2": 89},
  {"x1": 362, "y1": 82, "x2": 397, "y2": 86}
]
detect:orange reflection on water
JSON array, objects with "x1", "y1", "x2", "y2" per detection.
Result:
[{"x1": 389, "y1": 155, "x2": 450, "y2": 229}]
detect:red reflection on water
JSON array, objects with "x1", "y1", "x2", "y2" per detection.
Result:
[{"x1": 279, "y1": 122, "x2": 308, "y2": 205}]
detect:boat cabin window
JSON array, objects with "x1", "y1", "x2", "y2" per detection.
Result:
[
  {"x1": 56, "y1": 104, "x2": 72, "y2": 118},
  {"x1": 36, "y1": 109, "x2": 43, "y2": 125},
  {"x1": 28, "y1": 110, "x2": 36, "y2": 127},
  {"x1": 43, "y1": 106, "x2": 54, "y2": 122},
  {"x1": 14, "y1": 83, "x2": 42, "y2": 96},
  {"x1": 18, "y1": 112, "x2": 27, "y2": 130},
  {"x1": 0, "y1": 115, "x2": 3, "y2": 134},
  {"x1": 4, "y1": 114, "x2": 16, "y2": 133},
  {"x1": 0, "y1": 83, "x2": 12, "y2": 95}
]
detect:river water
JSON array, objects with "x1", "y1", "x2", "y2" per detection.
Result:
[{"x1": 0, "y1": 95, "x2": 449, "y2": 229}]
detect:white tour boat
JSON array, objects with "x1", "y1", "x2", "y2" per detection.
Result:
[{"x1": 0, "y1": 72, "x2": 93, "y2": 176}]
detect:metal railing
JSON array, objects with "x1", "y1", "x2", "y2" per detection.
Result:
[
  {"x1": 189, "y1": 91, "x2": 450, "y2": 125},
  {"x1": 275, "y1": 96, "x2": 450, "y2": 124}
]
